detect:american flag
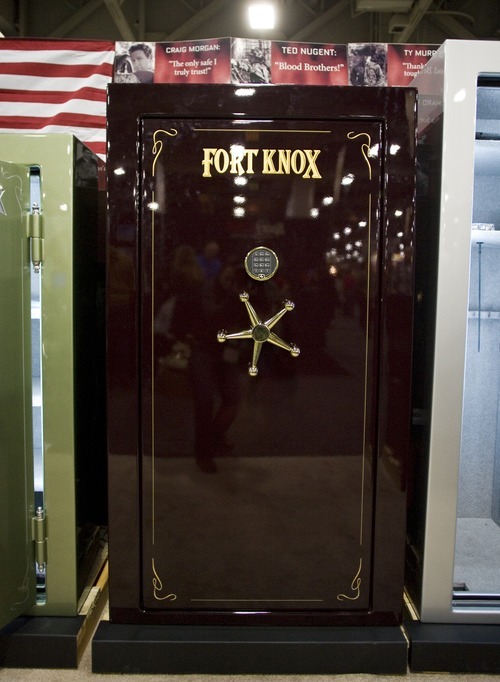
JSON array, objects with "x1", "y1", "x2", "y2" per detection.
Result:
[{"x1": 0, "y1": 38, "x2": 115, "y2": 160}]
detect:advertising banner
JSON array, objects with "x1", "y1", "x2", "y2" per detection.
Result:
[
  {"x1": 114, "y1": 38, "x2": 231, "y2": 84},
  {"x1": 387, "y1": 43, "x2": 439, "y2": 86},
  {"x1": 156, "y1": 37, "x2": 231, "y2": 84},
  {"x1": 270, "y1": 40, "x2": 347, "y2": 85},
  {"x1": 113, "y1": 38, "x2": 439, "y2": 88}
]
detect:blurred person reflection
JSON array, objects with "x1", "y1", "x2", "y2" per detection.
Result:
[{"x1": 161, "y1": 247, "x2": 245, "y2": 473}]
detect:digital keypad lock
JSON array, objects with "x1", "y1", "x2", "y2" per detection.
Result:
[{"x1": 244, "y1": 246, "x2": 279, "y2": 281}]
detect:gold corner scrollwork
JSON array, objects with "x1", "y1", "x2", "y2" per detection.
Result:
[
  {"x1": 150, "y1": 129, "x2": 178, "y2": 605},
  {"x1": 337, "y1": 558, "x2": 362, "y2": 602},
  {"x1": 347, "y1": 131, "x2": 373, "y2": 180},
  {"x1": 152, "y1": 558, "x2": 177, "y2": 602},
  {"x1": 152, "y1": 128, "x2": 178, "y2": 177},
  {"x1": 146, "y1": 124, "x2": 375, "y2": 611}
]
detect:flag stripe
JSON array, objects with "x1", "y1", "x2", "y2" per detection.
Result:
[
  {"x1": 0, "y1": 113, "x2": 107, "y2": 129},
  {"x1": 0, "y1": 98, "x2": 105, "y2": 117},
  {"x1": 0, "y1": 73, "x2": 111, "y2": 92},
  {"x1": 1, "y1": 39, "x2": 116, "y2": 55},
  {"x1": 86, "y1": 142, "x2": 106, "y2": 157},
  {"x1": 0, "y1": 49, "x2": 115, "y2": 67},
  {"x1": 0, "y1": 124, "x2": 108, "y2": 142},
  {"x1": 0, "y1": 38, "x2": 114, "y2": 162},
  {"x1": 0, "y1": 87, "x2": 107, "y2": 104},
  {"x1": 5, "y1": 38, "x2": 114, "y2": 53},
  {"x1": 0, "y1": 61, "x2": 113, "y2": 78}
]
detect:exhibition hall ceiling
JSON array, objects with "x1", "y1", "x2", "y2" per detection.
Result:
[{"x1": 0, "y1": 0, "x2": 499, "y2": 45}]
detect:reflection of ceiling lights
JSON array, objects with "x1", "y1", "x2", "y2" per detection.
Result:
[
  {"x1": 248, "y1": 3, "x2": 275, "y2": 29},
  {"x1": 234, "y1": 176, "x2": 248, "y2": 186},
  {"x1": 234, "y1": 207, "x2": 245, "y2": 217},
  {"x1": 341, "y1": 174, "x2": 354, "y2": 185},
  {"x1": 230, "y1": 144, "x2": 245, "y2": 157},
  {"x1": 235, "y1": 88, "x2": 255, "y2": 97}
]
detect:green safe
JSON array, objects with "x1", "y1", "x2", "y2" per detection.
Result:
[{"x1": 0, "y1": 134, "x2": 107, "y2": 627}]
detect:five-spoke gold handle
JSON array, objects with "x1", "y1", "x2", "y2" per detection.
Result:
[{"x1": 217, "y1": 292, "x2": 300, "y2": 377}]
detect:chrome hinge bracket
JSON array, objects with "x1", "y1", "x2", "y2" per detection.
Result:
[
  {"x1": 28, "y1": 203, "x2": 44, "y2": 273},
  {"x1": 31, "y1": 507, "x2": 47, "y2": 570}
]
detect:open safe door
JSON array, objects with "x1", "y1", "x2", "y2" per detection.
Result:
[
  {"x1": 106, "y1": 84, "x2": 417, "y2": 627},
  {"x1": 0, "y1": 160, "x2": 37, "y2": 629}
]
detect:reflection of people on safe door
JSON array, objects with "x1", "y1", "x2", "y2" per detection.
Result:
[{"x1": 157, "y1": 245, "x2": 246, "y2": 473}]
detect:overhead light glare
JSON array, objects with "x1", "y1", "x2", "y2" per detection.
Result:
[
  {"x1": 248, "y1": 3, "x2": 275, "y2": 29},
  {"x1": 341, "y1": 173, "x2": 354, "y2": 186},
  {"x1": 235, "y1": 87, "x2": 256, "y2": 97}
]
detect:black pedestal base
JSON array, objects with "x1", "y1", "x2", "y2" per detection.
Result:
[
  {"x1": 92, "y1": 622, "x2": 408, "y2": 675},
  {"x1": 0, "y1": 616, "x2": 85, "y2": 669},
  {"x1": 406, "y1": 621, "x2": 500, "y2": 673}
]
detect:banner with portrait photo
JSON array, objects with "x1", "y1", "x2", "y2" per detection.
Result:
[
  {"x1": 112, "y1": 38, "x2": 440, "y2": 89},
  {"x1": 230, "y1": 38, "x2": 272, "y2": 85},
  {"x1": 347, "y1": 43, "x2": 388, "y2": 87},
  {"x1": 115, "y1": 41, "x2": 155, "y2": 83}
]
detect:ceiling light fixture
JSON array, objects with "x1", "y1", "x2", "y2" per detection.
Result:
[{"x1": 248, "y1": 3, "x2": 275, "y2": 29}]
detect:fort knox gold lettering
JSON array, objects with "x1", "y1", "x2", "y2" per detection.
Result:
[{"x1": 201, "y1": 147, "x2": 322, "y2": 179}]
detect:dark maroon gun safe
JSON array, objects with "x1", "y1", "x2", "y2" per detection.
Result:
[{"x1": 106, "y1": 83, "x2": 416, "y2": 627}]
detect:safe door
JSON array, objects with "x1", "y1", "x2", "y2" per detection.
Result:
[
  {"x1": 0, "y1": 134, "x2": 107, "y2": 618},
  {"x1": 107, "y1": 84, "x2": 416, "y2": 626},
  {"x1": 0, "y1": 160, "x2": 36, "y2": 628}
]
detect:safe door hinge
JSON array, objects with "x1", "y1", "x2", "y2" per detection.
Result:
[
  {"x1": 28, "y1": 203, "x2": 44, "y2": 273},
  {"x1": 31, "y1": 507, "x2": 47, "y2": 570}
]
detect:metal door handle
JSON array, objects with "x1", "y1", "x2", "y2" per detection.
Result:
[{"x1": 217, "y1": 292, "x2": 300, "y2": 376}]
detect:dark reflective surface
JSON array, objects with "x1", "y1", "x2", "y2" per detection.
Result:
[
  {"x1": 106, "y1": 84, "x2": 416, "y2": 625},
  {"x1": 141, "y1": 118, "x2": 380, "y2": 611}
]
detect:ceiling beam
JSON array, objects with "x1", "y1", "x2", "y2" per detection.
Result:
[
  {"x1": 428, "y1": 12, "x2": 477, "y2": 39},
  {"x1": 49, "y1": 0, "x2": 104, "y2": 38},
  {"x1": 290, "y1": 0, "x2": 350, "y2": 40},
  {"x1": 103, "y1": 0, "x2": 135, "y2": 40},
  {"x1": 137, "y1": 0, "x2": 146, "y2": 40},
  {"x1": 164, "y1": 0, "x2": 234, "y2": 40},
  {"x1": 394, "y1": 0, "x2": 435, "y2": 43}
]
